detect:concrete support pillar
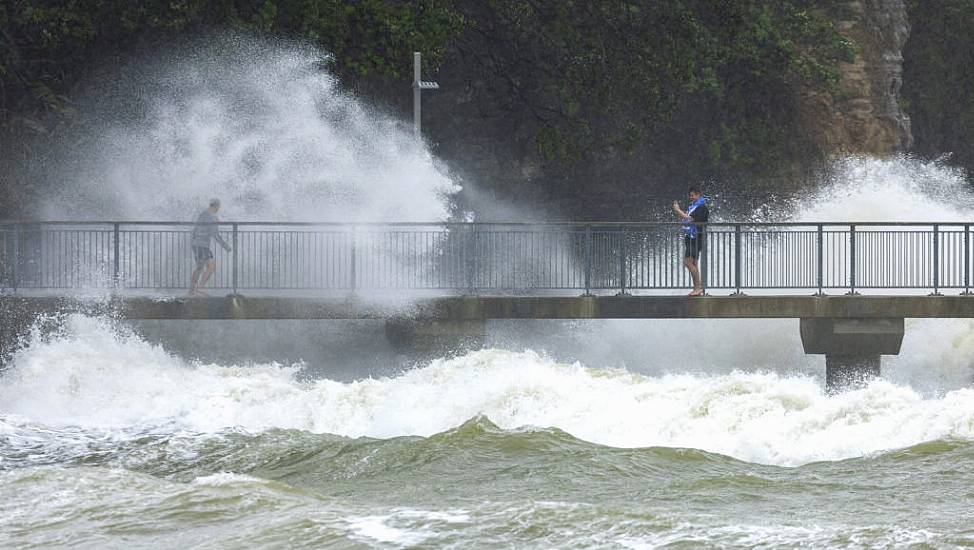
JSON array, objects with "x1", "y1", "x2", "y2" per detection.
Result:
[
  {"x1": 800, "y1": 318, "x2": 904, "y2": 394},
  {"x1": 825, "y1": 354, "x2": 881, "y2": 392},
  {"x1": 384, "y1": 319, "x2": 486, "y2": 357}
]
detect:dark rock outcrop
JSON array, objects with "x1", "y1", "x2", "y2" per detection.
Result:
[{"x1": 801, "y1": 0, "x2": 913, "y2": 155}]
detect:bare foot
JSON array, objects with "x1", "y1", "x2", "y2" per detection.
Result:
[
  {"x1": 688, "y1": 289, "x2": 703, "y2": 296},
  {"x1": 194, "y1": 289, "x2": 211, "y2": 297}
]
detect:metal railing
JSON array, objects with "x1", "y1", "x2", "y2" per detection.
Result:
[{"x1": 0, "y1": 221, "x2": 971, "y2": 295}]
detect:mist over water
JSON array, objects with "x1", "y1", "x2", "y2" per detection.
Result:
[{"x1": 40, "y1": 36, "x2": 457, "y2": 222}]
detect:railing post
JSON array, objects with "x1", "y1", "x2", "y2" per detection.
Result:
[
  {"x1": 847, "y1": 224, "x2": 858, "y2": 295},
  {"x1": 816, "y1": 224, "x2": 824, "y2": 296},
  {"x1": 583, "y1": 224, "x2": 593, "y2": 296},
  {"x1": 931, "y1": 224, "x2": 942, "y2": 296},
  {"x1": 11, "y1": 224, "x2": 20, "y2": 293},
  {"x1": 965, "y1": 224, "x2": 971, "y2": 295},
  {"x1": 465, "y1": 225, "x2": 475, "y2": 294},
  {"x1": 231, "y1": 223, "x2": 238, "y2": 295},
  {"x1": 617, "y1": 225, "x2": 629, "y2": 296},
  {"x1": 113, "y1": 223, "x2": 120, "y2": 291},
  {"x1": 732, "y1": 224, "x2": 743, "y2": 295},
  {"x1": 700, "y1": 225, "x2": 708, "y2": 294},
  {"x1": 349, "y1": 224, "x2": 357, "y2": 293}
]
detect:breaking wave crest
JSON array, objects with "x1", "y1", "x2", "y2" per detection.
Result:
[{"x1": 2, "y1": 315, "x2": 974, "y2": 467}]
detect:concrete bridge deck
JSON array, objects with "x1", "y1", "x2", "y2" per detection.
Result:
[{"x1": 4, "y1": 294, "x2": 974, "y2": 320}]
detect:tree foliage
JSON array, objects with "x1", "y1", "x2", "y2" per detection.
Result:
[
  {"x1": 445, "y1": 0, "x2": 853, "y2": 184},
  {"x1": 0, "y1": 0, "x2": 458, "y2": 136},
  {"x1": 0, "y1": 0, "x2": 856, "y2": 216},
  {"x1": 0, "y1": 0, "x2": 458, "y2": 215}
]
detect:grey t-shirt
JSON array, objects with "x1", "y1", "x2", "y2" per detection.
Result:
[{"x1": 191, "y1": 210, "x2": 228, "y2": 249}]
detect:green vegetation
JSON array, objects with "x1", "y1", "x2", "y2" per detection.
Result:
[
  {"x1": 0, "y1": 0, "x2": 893, "y2": 218},
  {"x1": 452, "y1": 1, "x2": 852, "y2": 169},
  {"x1": 0, "y1": 0, "x2": 457, "y2": 136},
  {"x1": 0, "y1": 0, "x2": 459, "y2": 215}
]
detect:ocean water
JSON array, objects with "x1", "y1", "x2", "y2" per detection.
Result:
[{"x1": 2, "y1": 313, "x2": 974, "y2": 549}]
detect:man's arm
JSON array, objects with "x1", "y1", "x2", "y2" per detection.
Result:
[
  {"x1": 672, "y1": 201, "x2": 691, "y2": 220},
  {"x1": 207, "y1": 221, "x2": 230, "y2": 251},
  {"x1": 213, "y1": 229, "x2": 231, "y2": 251}
]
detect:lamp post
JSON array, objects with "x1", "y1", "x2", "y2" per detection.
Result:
[{"x1": 412, "y1": 52, "x2": 439, "y2": 138}]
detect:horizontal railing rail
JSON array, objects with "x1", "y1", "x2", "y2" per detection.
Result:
[
  {"x1": 1, "y1": 221, "x2": 972, "y2": 295},
  {"x1": 0, "y1": 220, "x2": 971, "y2": 227}
]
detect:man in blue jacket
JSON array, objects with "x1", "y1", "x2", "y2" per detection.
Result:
[{"x1": 672, "y1": 187, "x2": 708, "y2": 296}]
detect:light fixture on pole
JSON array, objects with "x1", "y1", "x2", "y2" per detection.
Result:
[{"x1": 413, "y1": 52, "x2": 439, "y2": 138}]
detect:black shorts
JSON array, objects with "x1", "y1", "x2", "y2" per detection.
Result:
[
  {"x1": 684, "y1": 235, "x2": 705, "y2": 260},
  {"x1": 192, "y1": 246, "x2": 214, "y2": 265}
]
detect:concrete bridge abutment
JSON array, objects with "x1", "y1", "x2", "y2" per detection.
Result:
[{"x1": 800, "y1": 318, "x2": 904, "y2": 393}]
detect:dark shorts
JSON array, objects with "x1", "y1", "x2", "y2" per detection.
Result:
[
  {"x1": 684, "y1": 235, "x2": 705, "y2": 260},
  {"x1": 192, "y1": 246, "x2": 214, "y2": 265}
]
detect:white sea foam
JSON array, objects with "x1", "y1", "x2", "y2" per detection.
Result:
[
  {"x1": 344, "y1": 509, "x2": 470, "y2": 546},
  {"x1": 2, "y1": 316, "x2": 973, "y2": 466}
]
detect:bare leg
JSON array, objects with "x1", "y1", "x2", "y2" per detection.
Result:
[
  {"x1": 196, "y1": 259, "x2": 217, "y2": 291},
  {"x1": 684, "y1": 257, "x2": 703, "y2": 295},
  {"x1": 189, "y1": 264, "x2": 203, "y2": 295}
]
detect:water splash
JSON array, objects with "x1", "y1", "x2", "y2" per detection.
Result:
[
  {"x1": 2, "y1": 317, "x2": 973, "y2": 466},
  {"x1": 40, "y1": 35, "x2": 458, "y2": 222},
  {"x1": 794, "y1": 154, "x2": 972, "y2": 222}
]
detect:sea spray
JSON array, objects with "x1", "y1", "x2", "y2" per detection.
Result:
[
  {"x1": 795, "y1": 154, "x2": 973, "y2": 222},
  {"x1": 39, "y1": 35, "x2": 458, "y2": 222},
  {"x1": 554, "y1": 155, "x2": 974, "y2": 391},
  {"x1": 793, "y1": 155, "x2": 974, "y2": 389}
]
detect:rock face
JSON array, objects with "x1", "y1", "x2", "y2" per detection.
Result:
[{"x1": 802, "y1": 0, "x2": 913, "y2": 155}]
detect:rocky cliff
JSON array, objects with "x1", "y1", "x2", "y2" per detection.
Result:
[{"x1": 802, "y1": 0, "x2": 913, "y2": 155}]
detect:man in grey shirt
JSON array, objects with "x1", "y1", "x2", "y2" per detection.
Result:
[{"x1": 189, "y1": 198, "x2": 231, "y2": 296}]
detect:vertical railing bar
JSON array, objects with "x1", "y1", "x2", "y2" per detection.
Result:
[
  {"x1": 231, "y1": 223, "x2": 238, "y2": 294},
  {"x1": 848, "y1": 224, "x2": 857, "y2": 295},
  {"x1": 584, "y1": 224, "x2": 592, "y2": 295},
  {"x1": 11, "y1": 224, "x2": 20, "y2": 293},
  {"x1": 965, "y1": 224, "x2": 971, "y2": 294},
  {"x1": 933, "y1": 224, "x2": 941, "y2": 295},
  {"x1": 618, "y1": 225, "x2": 628, "y2": 295},
  {"x1": 700, "y1": 225, "x2": 708, "y2": 293},
  {"x1": 349, "y1": 225, "x2": 357, "y2": 292},
  {"x1": 508, "y1": 232, "x2": 514, "y2": 291},
  {"x1": 466, "y1": 225, "x2": 475, "y2": 294},
  {"x1": 909, "y1": 231, "x2": 914, "y2": 287},
  {"x1": 734, "y1": 223, "x2": 742, "y2": 296}
]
